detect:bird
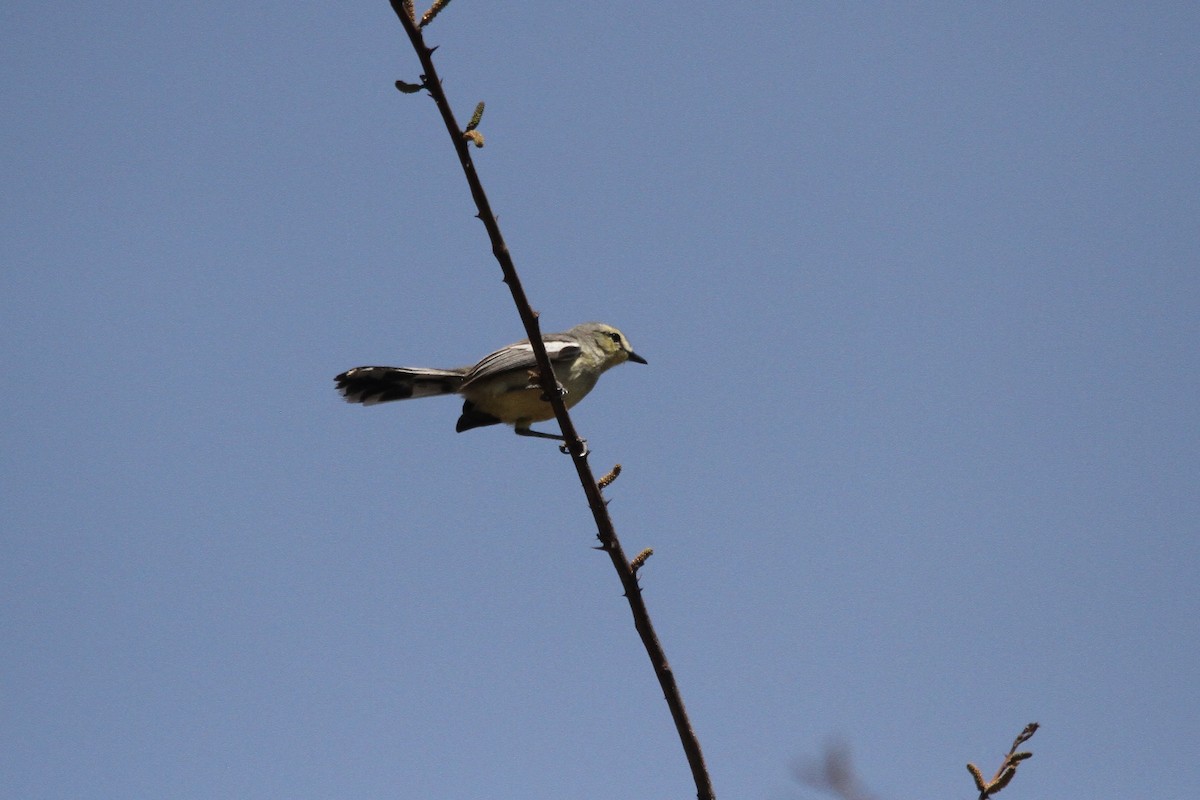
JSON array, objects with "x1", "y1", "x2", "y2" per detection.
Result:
[{"x1": 335, "y1": 322, "x2": 646, "y2": 440}]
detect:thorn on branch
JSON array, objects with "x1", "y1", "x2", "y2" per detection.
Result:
[
  {"x1": 630, "y1": 548, "x2": 653, "y2": 573},
  {"x1": 395, "y1": 79, "x2": 424, "y2": 94},
  {"x1": 598, "y1": 463, "x2": 622, "y2": 490},
  {"x1": 420, "y1": 0, "x2": 452, "y2": 27}
]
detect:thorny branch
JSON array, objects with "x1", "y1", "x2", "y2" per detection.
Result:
[{"x1": 384, "y1": 4, "x2": 715, "y2": 799}]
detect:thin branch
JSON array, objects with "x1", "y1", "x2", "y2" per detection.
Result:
[
  {"x1": 383, "y1": 5, "x2": 715, "y2": 799},
  {"x1": 967, "y1": 722, "x2": 1039, "y2": 799}
]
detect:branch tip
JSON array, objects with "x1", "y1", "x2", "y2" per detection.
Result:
[
  {"x1": 988, "y1": 765, "x2": 1017, "y2": 794},
  {"x1": 967, "y1": 763, "x2": 987, "y2": 792},
  {"x1": 465, "y1": 101, "x2": 485, "y2": 132},
  {"x1": 420, "y1": 0, "x2": 452, "y2": 27},
  {"x1": 1014, "y1": 722, "x2": 1039, "y2": 746},
  {"x1": 969, "y1": 723, "x2": 1040, "y2": 799},
  {"x1": 630, "y1": 548, "x2": 654, "y2": 573},
  {"x1": 598, "y1": 463, "x2": 622, "y2": 489}
]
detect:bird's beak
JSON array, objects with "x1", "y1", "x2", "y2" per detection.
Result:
[{"x1": 627, "y1": 351, "x2": 648, "y2": 365}]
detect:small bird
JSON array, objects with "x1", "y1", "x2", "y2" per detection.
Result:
[{"x1": 335, "y1": 322, "x2": 646, "y2": 440}]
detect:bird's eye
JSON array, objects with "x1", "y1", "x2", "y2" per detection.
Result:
[{"x1": 608, "y1": 332, "x2": 621, "y2": 343}]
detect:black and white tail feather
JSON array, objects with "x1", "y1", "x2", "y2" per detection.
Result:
[{"x1": 335, "y1": 366, "x2": 466, "y2": 406}]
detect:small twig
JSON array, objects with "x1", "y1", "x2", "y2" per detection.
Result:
[
  {"x1": 462, "y1": 102, "x2": 486, "y2": 147},
  {"x1": 967, "y1": 722, "x2": 1039, "y2": 799},
  {"x1": 597, "y1": 463, "x2": 622, "y2": 490},
  {"x1": 465, "y1": 101, "x2": 485, "y2": 132},
  {"x1": 630, "y1": 548, "x2": 653, "y2": 573},
  {"x1": 419, "y1": 0, "x2": 451, "y2": 27}
]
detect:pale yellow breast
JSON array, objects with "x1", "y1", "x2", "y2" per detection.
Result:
[{"x1": 460, "y1": 355, "x2": 601, "y2": 424}]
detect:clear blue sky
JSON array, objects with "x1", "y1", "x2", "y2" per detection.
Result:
[{"x1": 3, "y1": 3, "x2": 1197, "y2": 798}]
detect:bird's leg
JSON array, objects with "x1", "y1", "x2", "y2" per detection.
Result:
[
  {"x1": 514, "y1": 426, "x2": 565, "y2": 441},
  {"x1": 514, "y1": 425, "x2": 588, "y2": 457}
]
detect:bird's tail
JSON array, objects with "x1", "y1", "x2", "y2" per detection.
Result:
[{"x1": 335, "y1": 366, "x2": 466, "y2": 406}]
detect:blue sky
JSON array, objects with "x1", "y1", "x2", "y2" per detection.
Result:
[{"x1": 3, "y1": 3, "x2": 1198, "y2": 798}]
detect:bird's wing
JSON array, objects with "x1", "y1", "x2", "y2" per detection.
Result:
[{"x1": 460, "y1": 335, "x2": 580, "y2": 389}]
